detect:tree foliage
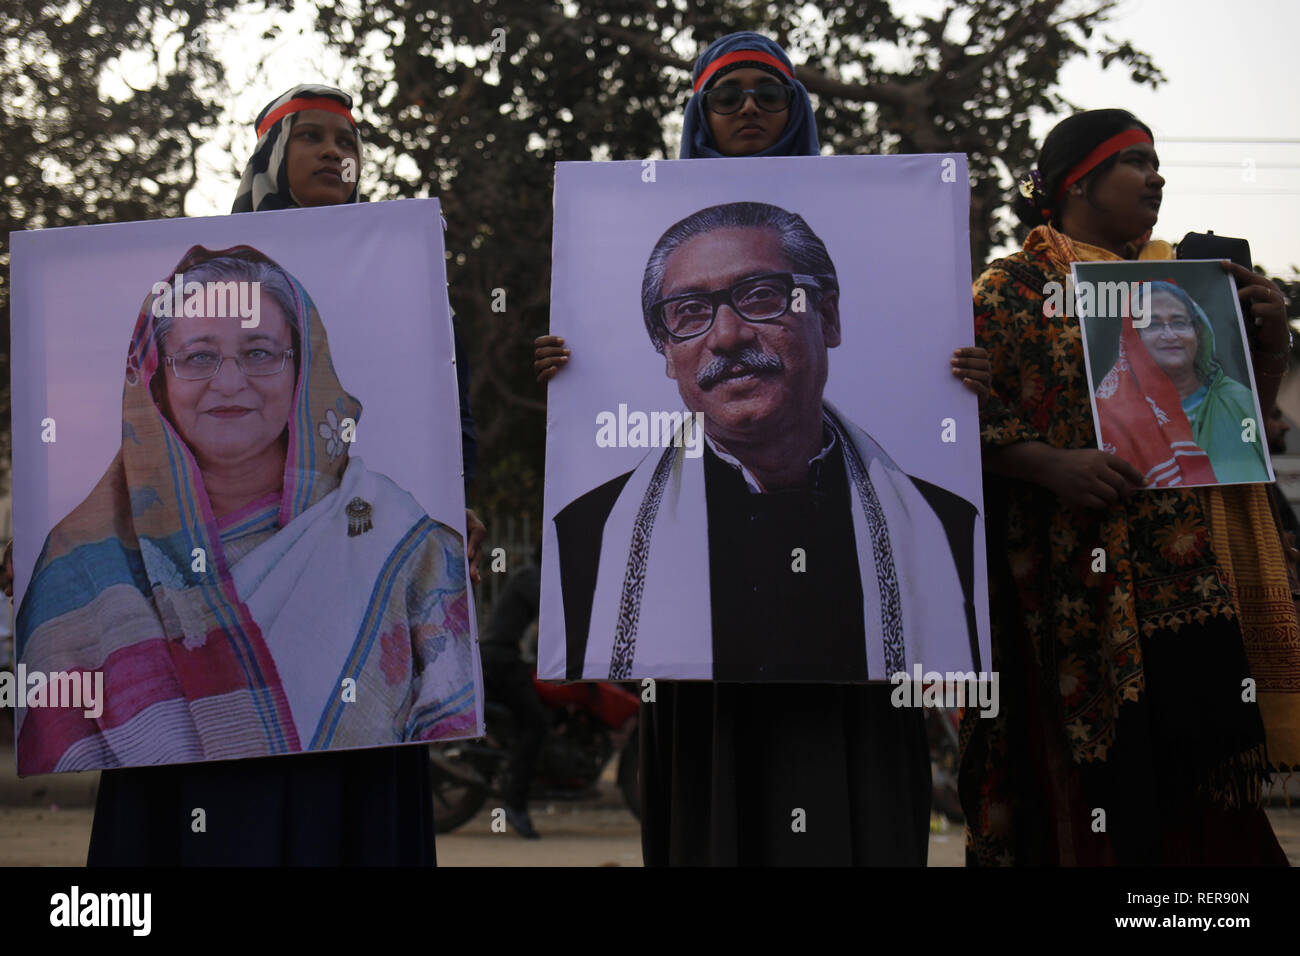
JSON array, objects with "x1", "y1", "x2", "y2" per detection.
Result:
[
  {"x1": 2, "y1": 0, "x2": 1166, "y2": 521},
  {"x1": 309, "y1": 0, "x2": 1164, "y2": 517},
  {"x1": 0, "y1": 0, "x2": 278, "y2": 495}
]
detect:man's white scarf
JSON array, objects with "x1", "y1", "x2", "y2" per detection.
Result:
[{"x1": 580, "y1": 403, "x2": 967, "y2": 680}]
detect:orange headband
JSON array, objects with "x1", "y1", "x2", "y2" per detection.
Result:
[
  {"x1": 693, "y1": 50, "x2": 795, "y2": 93},
  {"x1": 1054, "y1": 128, "x2": 1152, "y2": 201},
  {"x1": 256, "y1": 97, "x2": 356, "y2": 139}
]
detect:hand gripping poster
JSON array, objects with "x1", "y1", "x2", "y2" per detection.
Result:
[
  {"x1": 9, "y1": 199, "x2": 483, "y2": 774},
  {"x1": 540, "y1": 155, "x2": 991, "y2": 683}
]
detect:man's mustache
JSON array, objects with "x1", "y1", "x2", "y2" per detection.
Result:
[{"x1": 697, "y1": 348, "x2": 784, "y2": 390}]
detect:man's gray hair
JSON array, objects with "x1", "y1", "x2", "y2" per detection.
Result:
[
  {"x1": 154, "y1": 255, "x2": 300, "y2": 352},
  {"x1": 641, "y1": 201, "x2": 838, "y2": 351}
]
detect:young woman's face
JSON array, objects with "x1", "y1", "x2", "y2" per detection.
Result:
[
  {"x1": 705, "y1": 68, "x2": 792, "y2": 156},
  {"x1": 1075, "y1": 136, "x2": 1165, "y2": 242},
  {"x1": 285, "y1": 109, "x2": 359, "y2": 207}
]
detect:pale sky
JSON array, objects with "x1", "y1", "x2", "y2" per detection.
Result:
[
  {"x1": 1045, "y1": 0, "x2": 1300, "y2": 274},
  {"x1": 127, "y1": 0, "x2": 1298, "y2": 276}
]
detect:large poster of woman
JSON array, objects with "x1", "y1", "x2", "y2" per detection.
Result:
[
  {"x1": 1074, "y1": 259, "x2": 1274, "y2": 488},
  {"x1": 9, "y1": 199, "x2": 482, "y2": 774}
]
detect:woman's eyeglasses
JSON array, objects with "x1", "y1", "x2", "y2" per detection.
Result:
[
  {"x1": 164, "y1": 348, "x2": 294, "y2": 380},
  {"x1": 703, "y1": 83, "x2": 794, "y2": 116},
  {"x1": 651, "y1": 273, "x2": 833, "y2": 342},
  {"x1": 1139, "y1": 318, "x2": 1195, "y2": 335}
]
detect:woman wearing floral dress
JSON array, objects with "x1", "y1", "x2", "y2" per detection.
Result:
[{"x1": 960, "y1": 108, "x2": 1295, "y2": 865}]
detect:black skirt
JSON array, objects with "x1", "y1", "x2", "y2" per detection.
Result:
[
  {"x1": 640, "y1": 682, "x2": 931, "y2": 866},
  {"x1": 87, "y1": 745, "x2": 437, "y2": 866}
]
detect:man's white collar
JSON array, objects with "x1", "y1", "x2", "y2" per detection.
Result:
[{"x1": 703, "y1": 416, "x2": 838, "y2": 494}]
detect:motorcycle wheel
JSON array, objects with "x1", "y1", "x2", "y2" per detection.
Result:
[
  {"x1": 617, "y1": 728, "x2": 641, "y2": 821},
  {"x1": 428, "y1": 743, "x2": 491, "y2": 833}
]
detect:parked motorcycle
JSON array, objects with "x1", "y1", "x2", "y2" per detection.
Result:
[{"x1": 428, "y1": 676, "x2": 640, "y2": 832}]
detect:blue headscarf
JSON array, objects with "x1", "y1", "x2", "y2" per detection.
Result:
[{"x1": 679, "y1": 32, "x2": 820, "y2": 159}]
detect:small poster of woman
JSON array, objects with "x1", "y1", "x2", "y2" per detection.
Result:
[{"x1": 1075, "y1": 258, "x2": 1274, "y2": 488}]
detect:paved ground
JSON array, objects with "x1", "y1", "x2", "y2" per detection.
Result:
[
  {"x1": 1, "y1": 746, "x2": 1295, "y2": 866},
  {"x1": 0, "y1": 802, "x2": 977, "y2": 867}
]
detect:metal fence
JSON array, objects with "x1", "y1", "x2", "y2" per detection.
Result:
[{"x1": 472, "y1": 511, "x2": 540, "y2": 628}]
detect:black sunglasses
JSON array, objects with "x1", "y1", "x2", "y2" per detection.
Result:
[{"x1": 703, "y1": 83, "x2": 794, "y2": 116}]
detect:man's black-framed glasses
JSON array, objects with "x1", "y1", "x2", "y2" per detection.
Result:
[
  {"x1": 703, "y1": 83, "x2": 795, "y2": 116},
  {"x1": 652, "y1": 273, "x2": 832, "y2": 342},
  {"x1": 164, "y1": 347, "x2": 295, "y2": 380}
]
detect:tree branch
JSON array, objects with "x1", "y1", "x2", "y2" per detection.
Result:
[
  {"x1": 540, "y1": 7, "x2": 912, "y2": 110},
  {"x1": 944, "y1": 0, "x2": 1064, "y2": 91}
]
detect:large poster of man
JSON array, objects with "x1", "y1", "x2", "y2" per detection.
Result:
[
  {"x1": 1073, "y1": 259, "x2": 1274, "y2": 488},
  {"x1": 9, "y1": 199, "x2": 483, "y2": 774},
  {"x1": 540, "y1": 155, "x2": 991, "y2": 681}
]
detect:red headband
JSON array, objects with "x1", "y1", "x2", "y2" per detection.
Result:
[
  {"x1": 693, "y1": 50, "x2": 795, "y2": 93},
  {"x1": 257, "y1": 96, "x2": 356, "y2": 139},
  {"x1": 1054, "y1": 128, "x2": 1153, "y2": 201}
]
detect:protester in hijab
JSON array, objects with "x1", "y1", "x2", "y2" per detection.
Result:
[
  {"x1": 535, "y1": 33, "x2": 990, "y2": 865},
  {"x1": 88, "y1": 85, "x2": 483, "y2": 865}
]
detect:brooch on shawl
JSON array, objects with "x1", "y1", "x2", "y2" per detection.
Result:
[{"x1": 346, "y1": 497, "x2": 373, "y2": 536}]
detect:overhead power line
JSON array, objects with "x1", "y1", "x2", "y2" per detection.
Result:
[
  {"x1": 1176, "y1": 189, "x2": 1300, "y2": 196},
  {"x1": 1161, "y1": 161, "x2": 1300, "y2": 170},
  {"x1": 1158, "y1": 137, "x2": 1300, "y2": 145}
]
